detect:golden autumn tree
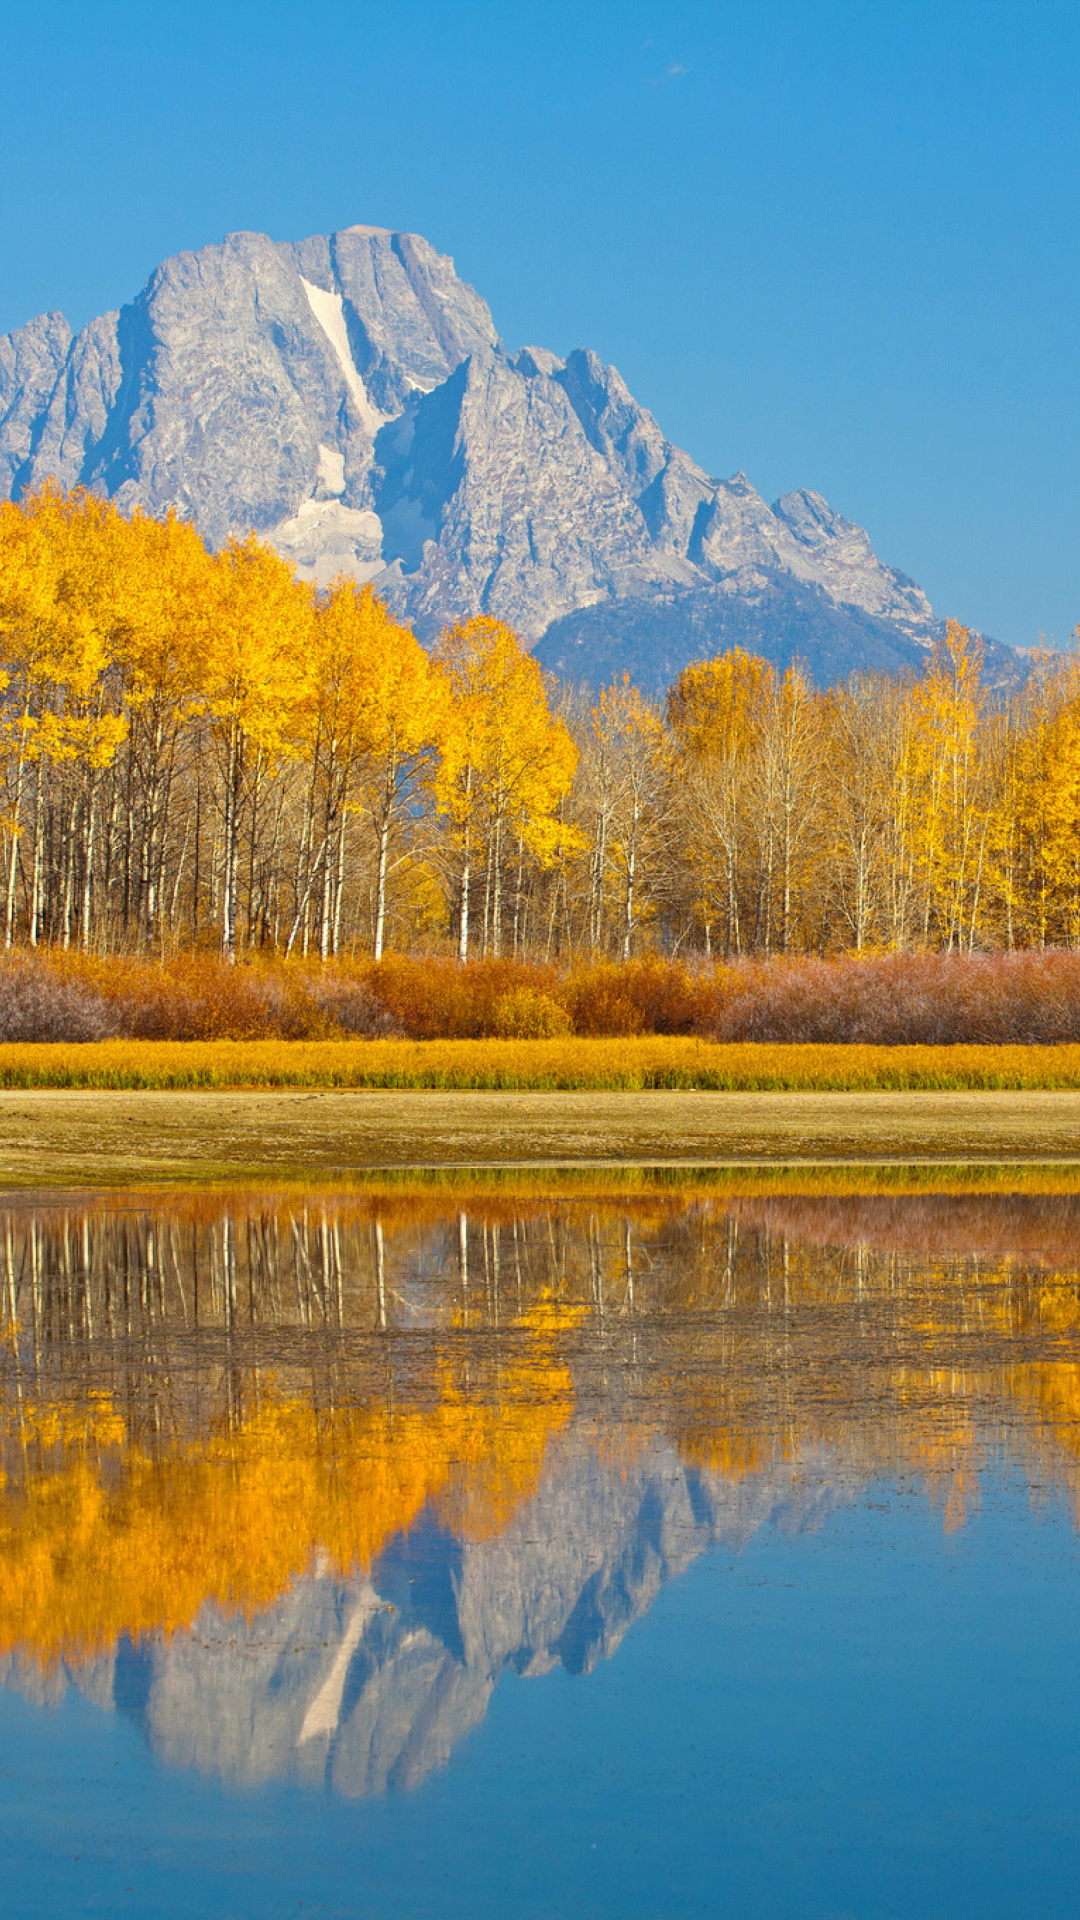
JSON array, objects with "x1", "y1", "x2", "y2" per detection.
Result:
[
  {"x1": 0, "y1": 495, "x2": 56, "y2": 944},
  {"x1": 1011, "y1": 650, "x2": 1080, "y2": 946},
  {"x1": 821, "y1": 674, "x2": 913, "y2": 951},
  {"x1": 301, "y1": 583, "x2": 446, "y2": 959},
  {"x1": 433, "y1": 617, "x2": 579, "y2": 959},
  {"x1": 754, "y1": 663, "x2": 824, "y2": 953},
  {"x1": 194, "y1": 536, "x2": 316, "y2": 958},
  {"x1": 667, "y1": 649, "x2": 775, "y2": 953},
  {"x1": 0, "y1": 487, "x2": 132, "y2": 947},
  {"x1": 108, "y1": 508, "x2": 217, "y2": 943},
  {"x1": 10, "y1": 482, "x2": 1080, "y2": 963},
  {"x1": 590, "y1": 676, "x2": 670, "y2": 959},
  {"x1": 900, "y1": 621, "x2": 997, "y2": 949}
]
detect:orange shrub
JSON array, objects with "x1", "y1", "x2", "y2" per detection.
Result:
[
  {"x1": 565, "y1": 957, "x2": 714, "y2": 1035},
  {"x1": 8, "y1": 946, "x2": 1080, "y2": 1044},
  {"x1": 365, "y1": 954, "x2": 563, "y2": 1038},
  {"x1": 491, "y1": 987, "x2": 571, "y2": 1038}
]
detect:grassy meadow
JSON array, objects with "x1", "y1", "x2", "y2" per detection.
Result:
[{"x1": 4, "y1": 1034, "x2": 1080, "y2": 1089}]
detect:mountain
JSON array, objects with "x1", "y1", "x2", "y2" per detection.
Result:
[{"x1": 0, "y1": 224, "x2": 1013, "y2": 691}]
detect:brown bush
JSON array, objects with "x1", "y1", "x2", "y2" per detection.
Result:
[
  {"x1": 7, "y1": 946, "x2": 1080, "y2": 1046},
  {"x1": 0, "y1": 958, "x2": 119, "y2": 1042},
  {"x1": 701, "y1": 950, "x2": 1080, "y2": 1045},
  {"x1": 295, "y1": 970, "x2": 403, "y2": 1038},
  {"x1": 366, "y1": 955, "x2": 564, "y2": 1039}
]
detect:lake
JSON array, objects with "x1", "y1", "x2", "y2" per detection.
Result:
[{"x1": 2, "y1": 1171, "x2": 1080, "y2": 1918}]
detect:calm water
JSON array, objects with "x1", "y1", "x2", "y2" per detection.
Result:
[{"x1": 3, "y1": 1174, "x2": 1080, "y2": 1918}]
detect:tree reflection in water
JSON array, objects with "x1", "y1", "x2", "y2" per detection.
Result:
[{"x1": 2, "y1": 1177, "x2": 1080, "y2": 1794}]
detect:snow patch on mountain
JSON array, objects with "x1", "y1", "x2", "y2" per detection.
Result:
[{"x1": 300, "y1": 275, "x2": 386, "y2": 437}]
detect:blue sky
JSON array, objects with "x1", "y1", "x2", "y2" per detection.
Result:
[{"x1": 3, "y1": 0, "x2": 1078, "y2": 648}]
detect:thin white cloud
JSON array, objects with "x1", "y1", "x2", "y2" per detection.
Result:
[{"x1": 647, "y1": 59, "x2": 690, "y2": 86}]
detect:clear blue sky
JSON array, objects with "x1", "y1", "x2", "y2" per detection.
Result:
[{"x1": 3, "y1": 0, "x2": 1078, "y2": 648}]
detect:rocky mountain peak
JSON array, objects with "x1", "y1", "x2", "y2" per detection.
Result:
[{"x1": 0, "y1": 221, "x2": 1011, "y2": 689}]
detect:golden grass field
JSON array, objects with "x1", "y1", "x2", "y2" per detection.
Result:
[
  {"x1": 6, "y1": 1035, "x2": 1080, "y2": 1090},
  {"x1": 0, "y1": 1039, "x2": 1077, "y2": 1185}
]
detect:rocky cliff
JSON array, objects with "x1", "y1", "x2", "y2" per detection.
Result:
[{"x1": 0, "y1": 224, "x2": 1009, "y2": 690}]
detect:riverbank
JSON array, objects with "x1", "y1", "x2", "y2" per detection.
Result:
[{"x1": 1, "y1": 1087, "x2": 1080, "y2": 1185}]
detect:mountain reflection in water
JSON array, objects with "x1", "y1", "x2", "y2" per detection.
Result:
[{"x1": 3, "y1": 1178, "x2": 1080, "y2": 1798}]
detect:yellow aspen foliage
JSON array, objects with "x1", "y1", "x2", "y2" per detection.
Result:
[
  {"x1": 433, "y1": 617, "x2": 580, "y2": 958},
  {"x1": 667, "y1": 647, "x2": 774, "y2": 760},
  {"x1": 194, "y1": 535, "x2": 317, "y2": 955},
  {"x1": 7, "y1": 483, "x2": 1080, "y2": 964},
  {"x1": 899, "y1": 620, "x2": 993, "y2": 949},
  {"x1": 304, "y1": 582, "x2": 446, "y2": 958},
  {"x1": 1016, "y1": 662, "x2": 1080, "y2": 945}
]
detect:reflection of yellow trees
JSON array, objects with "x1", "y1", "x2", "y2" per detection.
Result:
[
  {"x1": 0, "y1": 1336, "x2": 573, "y2": 1669},
  {"x1": 9, "y1": 1186, "x2": 1080, "y2": 1671},
  {"x1": 1005, "y1": 1361, "x2": 1080, "y2": 1491},
  {"x1": 673, "y1": 1425, "x2": 779, "y2": 1482},
  {"x1": 636, "y1": 1196, "x2": 1080, "y2": 1528}
]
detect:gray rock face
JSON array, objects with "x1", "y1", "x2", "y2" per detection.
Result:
[
  {"x1": 0, "y1": 223, "x2": 1009, "y2": 688},
  {"x1": 0, "y1": 310, "x2": 72, "y2": 495},
  {"x1": 0, "y1": 226, "x2": 496, "y2": 563}
]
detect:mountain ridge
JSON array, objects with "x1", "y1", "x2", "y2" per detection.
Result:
[{"x1": 0, "y1": 223, "x2": 1014, "y2": 691}]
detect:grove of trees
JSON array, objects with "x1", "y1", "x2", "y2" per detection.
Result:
[{"x1": 2, "y1": 484, "x2": 1080, "y2": 961}]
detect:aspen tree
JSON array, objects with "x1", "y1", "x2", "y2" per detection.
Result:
[
  {"x1": 111, "y1": 510, "x2": 216, "y2": 943},
  {"x1": 668, "y1": 650, "x2": 774, "y2": 954},
  {"x1": 824, "y1": 675, "x2": 909, "y2": 950},
  {"x1": 433, "y1": 617, "x2": 577, "y2": 960},
  {"x1": 194, "y1": 537, "x2": 315, "y2": 959},
  {"x1": 9, "y1": 487, "x2": 129, "y2": 947},
  {"x1": 590, "y1": 676, "x2": 669, "y2": 960},
  {"x1": 305, "y1": 583, "x2": 445, "y2": 960},
  {"x1": 1017, "y1": 651, "x2": 1080, "y2": 945},
  {"x1": 0, "y1": 498, "x2": 55, "y2": 944},
  {"x1": 754, "y1": 664, "x2": 822, "y2": 953},
  {"x1": 900, "y1": 622, "x2": 989, "y2": 949},
  {"x1": 8, "y1": 484, "x2": 1080, "y2": 962}
]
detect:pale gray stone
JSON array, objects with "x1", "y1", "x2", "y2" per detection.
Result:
[{"x1": 0, "y1": 222, "x2": 1014, "y2": 688}]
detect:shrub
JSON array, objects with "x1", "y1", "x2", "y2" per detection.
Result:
[
  {"x1": 700, "y1": 950, "x2": 1080, "y2": 1045},
  {"x1": 491, "y1": 988, "x2": 571, "y2": 1039},
  {"x1": 366, "y1": 955, "x2": 564, "y2": 1039},
  {"x1": 10, "y1": 945, "x2": 1080, "y2": 1047},
  {"x1": 565, "y1": 958, "x2": 709, "y2": 1036},
  {"x1": 296, "y1": 971, "x2": 403, "y2": 1038},
  {"x1": 0, "y1": 958, "x2": 118, "y2": 1042}
]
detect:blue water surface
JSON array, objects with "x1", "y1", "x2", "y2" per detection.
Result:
[{"x1": 3, "y1": 1466, "x2": 1078, "y2": 1920}]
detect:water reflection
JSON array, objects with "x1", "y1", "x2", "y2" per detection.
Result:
[{"x1": 3, "y1": 1177, "x2": 1080, "y2": 1797}]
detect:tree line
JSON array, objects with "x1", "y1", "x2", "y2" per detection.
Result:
[{"x1": 1, "y1": 484, "x2": 1079, "y2": 960}]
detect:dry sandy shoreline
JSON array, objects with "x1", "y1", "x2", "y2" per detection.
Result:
[{"x1": 0, "y1": 1087, "x2": 1077, "y2": 1186}]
